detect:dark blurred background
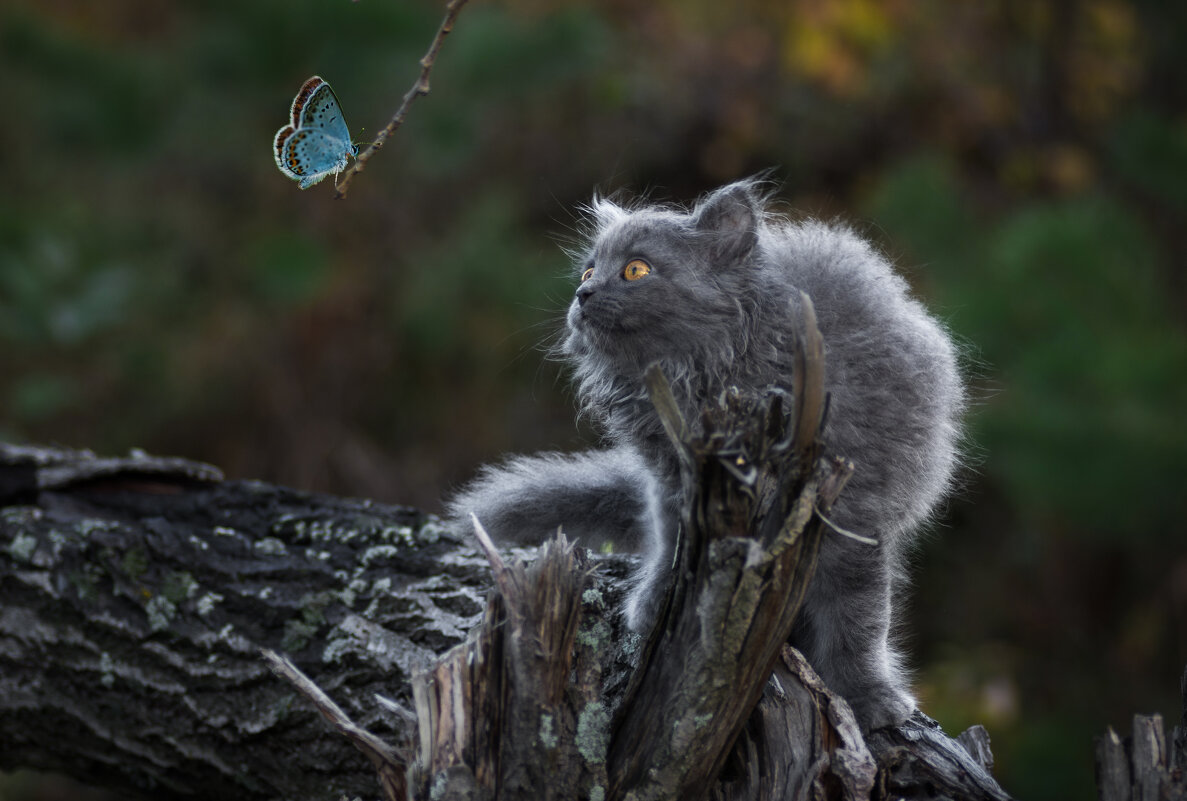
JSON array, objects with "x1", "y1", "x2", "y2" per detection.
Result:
[{"x1": 1, "y1": 0, "x2": 1185, "y2": 798}]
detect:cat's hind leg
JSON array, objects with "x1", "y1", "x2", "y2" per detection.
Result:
[{"x1": 791, "y1": 533, "x2": 915, "y2": 730}]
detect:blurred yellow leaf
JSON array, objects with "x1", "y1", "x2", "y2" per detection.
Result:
[{"x1": 783, "y1": 0, "x2": 896, "y2": 95}]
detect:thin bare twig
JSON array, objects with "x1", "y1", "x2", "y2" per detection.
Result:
[
  {"x1": 333, "y1": 0, "x2": 471, "y2": 199},
  {"x1": 261, "y1": 649, "x2": 407, "y2": 801}
]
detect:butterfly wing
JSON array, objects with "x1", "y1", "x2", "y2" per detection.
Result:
[
  {"x1": 274, "y1": 124, "x2": 300, "y2": 180},
  {"x1": 299, "y1": 81, "x2": 357, "y2": 155},
  {"x1": 279, "y1": 128, "x2": 353, "y2": 189},
  {"x1": 288, "y1": 76, "x2": 327, "y2": 129}
]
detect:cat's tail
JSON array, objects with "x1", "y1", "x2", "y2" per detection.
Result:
[{"x1": 445, "y1": 445, "x2": 656, "y2": 553}]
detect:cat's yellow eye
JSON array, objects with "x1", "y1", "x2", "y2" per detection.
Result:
[
  {"x1": 581, "y1": 267, "x2": 594, "y2": 283},
  {"x1": 623, "y1": 259, "x2": 651, "y2": 281}
]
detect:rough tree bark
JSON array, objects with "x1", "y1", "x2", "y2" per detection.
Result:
[
  {"x1": 0, "y1": 434, "x2": 1016, "y2": 799},
  {"x1": 0, "y1": 303, "x2": 1020, "y2": 800},
  {"x1": 0, "y1": 442, "x2": 496, "y2": 800}
]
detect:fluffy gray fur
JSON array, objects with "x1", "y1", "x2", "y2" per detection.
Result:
[{"x1": 447, "y1": 179, "x2": 964, "y2": 730}]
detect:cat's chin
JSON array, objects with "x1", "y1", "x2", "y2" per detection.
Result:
[
  {"x1": 574, "y1": 310, "x2": 626, "y2": 334},
  {"x1": 573, "y1": 327, "x2": 659, "y2": 371},
  {"x1": 569, "y1": 319, "x2": 627, "y2": 356}
]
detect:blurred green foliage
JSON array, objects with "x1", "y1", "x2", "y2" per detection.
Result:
[
  {"x1": 867, "y1": 158, "x2": 1186, "y2": 538},
  {"x1": 1, "y1": 1, "x2": 1185, "y2": 799}
]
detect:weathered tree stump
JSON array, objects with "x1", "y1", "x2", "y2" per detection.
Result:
[{"x1": 398, "y1": 310, "x2": 1014, "y2": 801}]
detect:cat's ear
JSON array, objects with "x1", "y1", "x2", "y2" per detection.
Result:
[{"x1": 692, "y1": 182, "x2": 760, "y2": 264}]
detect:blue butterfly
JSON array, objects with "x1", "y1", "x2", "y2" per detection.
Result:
[{"x1": 274, "y1": 76, "x2": 358, "y2": 189}]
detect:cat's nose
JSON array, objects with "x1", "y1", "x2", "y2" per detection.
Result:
[{"x1": 576, "y1": 284, "x2": 595, "y2": 306}]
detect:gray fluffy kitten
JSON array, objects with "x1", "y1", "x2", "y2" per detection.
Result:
[{"x1": 448, "y1": 179, "x2": 964, "y2": 730}]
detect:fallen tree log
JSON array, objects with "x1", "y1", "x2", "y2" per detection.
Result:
[{"x1": 0, "y1": 437, "x2": 1009, "y2": 801}]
